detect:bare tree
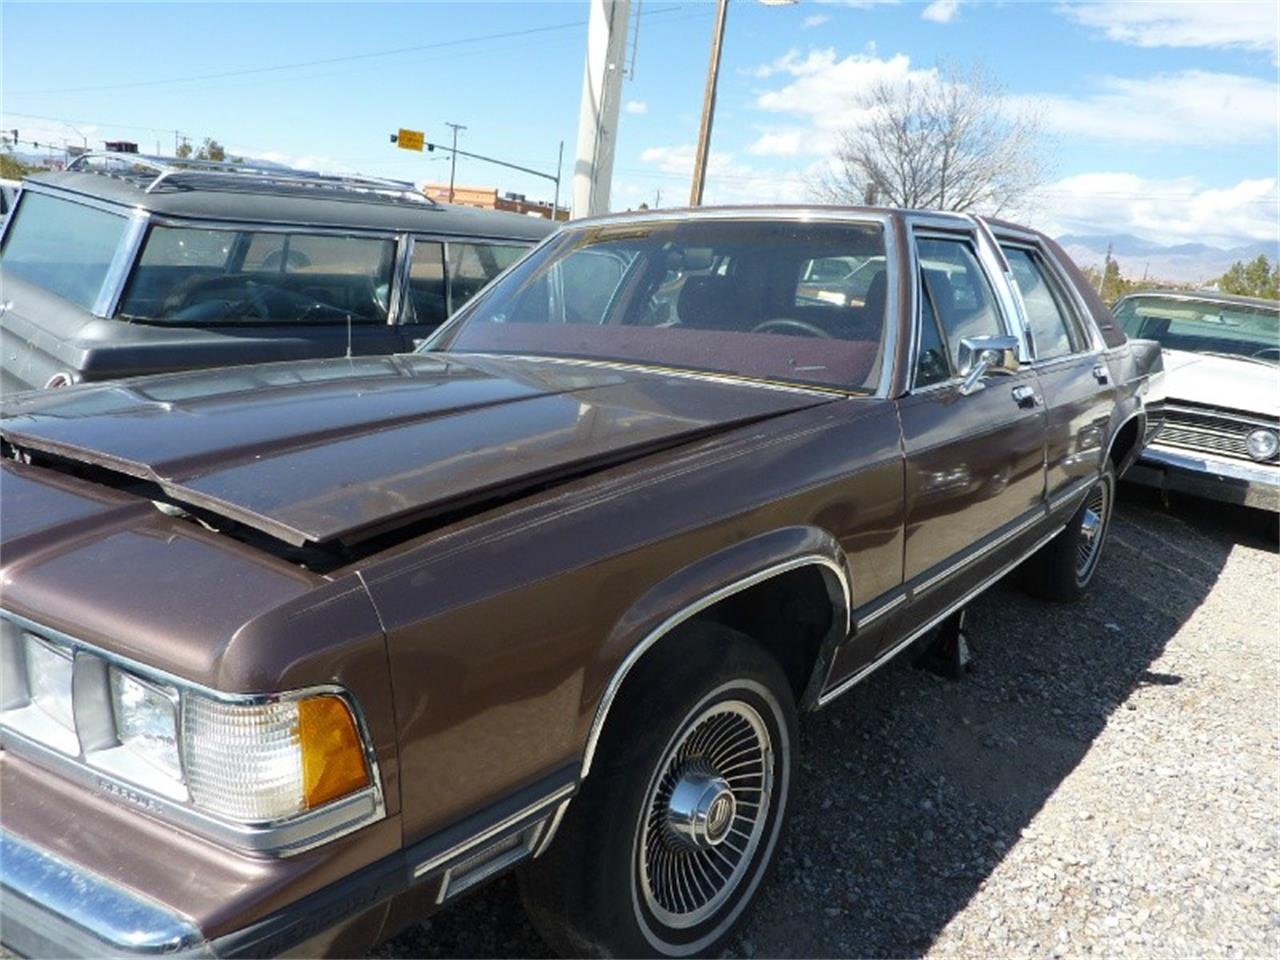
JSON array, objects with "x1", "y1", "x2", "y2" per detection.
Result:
[{"x1": 814, "y1": 63, "x2": 1044, "y2": 215}]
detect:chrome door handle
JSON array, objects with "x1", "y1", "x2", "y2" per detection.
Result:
[
  {"x1": 1092, "y1": 364, "x2": 1109, "y2": 384},
  {"x1": 1011, "y1": 385, "x2": 1039, "y2": 409}
]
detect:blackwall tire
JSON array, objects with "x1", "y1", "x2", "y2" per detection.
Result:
[
  {"x1": 519, "y1": 623, "x2": 797, "y2": 958},
  {"x1": 1021, "y1": 462, "x2": 1117, "y2": 603}
]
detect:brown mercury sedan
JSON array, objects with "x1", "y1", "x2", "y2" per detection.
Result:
[{"x1": 0, "y1": 207, "x2": 1162, "y2": 958}]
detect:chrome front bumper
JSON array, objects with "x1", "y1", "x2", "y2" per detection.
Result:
[
  {"x1": 0, "y1": 830, "x2": 209, "y2": 958},
  {"x1": 1127, "y1": 444, "x2": 1280, "y2": 512}
]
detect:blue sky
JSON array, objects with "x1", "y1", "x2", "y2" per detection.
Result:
[{"x1": 3, "y1": 1, "x2": 1276, "y2": 247}]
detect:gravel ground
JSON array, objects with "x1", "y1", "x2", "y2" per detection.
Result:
[{"x1": 376, "y1": 484, "x2": 1279, "y2": 958}]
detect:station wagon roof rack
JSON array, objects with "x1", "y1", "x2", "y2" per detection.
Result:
[{"x1": 66, "y1": 151, "x2": 440, "y2": 208}]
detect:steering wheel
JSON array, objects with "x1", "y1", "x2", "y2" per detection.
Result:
[
  {"x1": 1251, "y1": 345, "x2": 1280, "y2": 360},
  {"x1": 175, "y1": 275, "x2": 269, "y2": 320},
  {"x1": 750, "y1": 317, "x2": 832, "y2": 339}
]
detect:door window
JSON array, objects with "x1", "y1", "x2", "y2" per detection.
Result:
[
  {"x1": 915, "y1": 271, "x2": 951, "y2": 387},
  {"x1": 1002, "y1": 246, "x2": 1083, "y2": 361},
  {"x1": 407, "y1": 241, "x2": 447, "y2": 324},
  {"x1": 447, "y1": 242, "x2": 526, "y2": 311},
  {"x1": 915, "y1": 236, "x2": 1004, "y2": 371}
]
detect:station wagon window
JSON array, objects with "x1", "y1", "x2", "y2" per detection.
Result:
[
  {"x1": 0, "y1": 192, "x2": 129, "y2": 311},
  {"x1": 447, "y1": 242, "x2": 525, "y2": 308},
  {"x1": 915, "y1": 236, "x2": 1004, "y2": 373},
  {"x1": 433, "y1": 219, "x2": 890, "y2": 391},
  {"x1": 407, "y1": 241, "x2": 447, "y2": 324},
  {"x1": 1002, "y1": 246, "x2": 1082, "y2": 361},
  {"x1": 118, "y1": 226, "x2": 395, "y2": 325}
]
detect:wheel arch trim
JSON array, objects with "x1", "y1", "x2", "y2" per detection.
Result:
[
  {"x1": 1106, "y1": 407, "x2": 1148, "y2": 476},
  {"x1": 579, "y1": 545, "x2": 850, "y2": 780}
]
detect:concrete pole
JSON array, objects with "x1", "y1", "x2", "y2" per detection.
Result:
[{"x1": 572, "y1": 0, "x2": 631, "y2": 219}]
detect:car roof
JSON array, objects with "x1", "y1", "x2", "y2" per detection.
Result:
[
  {"x1": 1120, "y1": 289, "x2": 1280, "y2": 312},
  {"x1": 23, "y1": 169, "x2": 556, "y2": 241}
]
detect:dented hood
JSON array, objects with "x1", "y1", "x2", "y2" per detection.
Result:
[{"x1": 1, "y1": 354, "x2": 831, "y2": 547}]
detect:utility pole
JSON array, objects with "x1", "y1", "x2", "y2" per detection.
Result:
[
  {"x1": 573, "y1": 0, "x2": 631, "y2": 218},
  {"x1": 689, "y1": 0, "x2": 729, "y2": 207},
  {"x1": 445, "y1": 122, "x2": 466, "y2": 203}
]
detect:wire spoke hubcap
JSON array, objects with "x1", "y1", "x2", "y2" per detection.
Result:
[
  {"x1": 638, "y1": 701, "x2": 773, "y2": 929},
  {"x1": 1075, "y1": 484, "x2": 1109, "y2": 579}
]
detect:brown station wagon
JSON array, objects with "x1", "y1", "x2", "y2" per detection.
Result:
[{"x1": 0, "y1": 207, "x2": 1162, "y2": 958}]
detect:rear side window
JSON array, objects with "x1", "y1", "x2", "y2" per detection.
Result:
[
  {"x1": 915, "y1": 236, "x2": 1004, "y2": 372},
  {"x1": 118, "y1": 226, "x2": 395, "y2": 325},
  {"x1": 0, "y1": 193, "x2": 128, "y2": 310},
  {"x1": 1002, "y1": 246, "x2": 1083, "y2": 361}
]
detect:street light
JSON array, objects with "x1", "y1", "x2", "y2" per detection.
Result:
[{"x1": 689, "y1": 0, "x2": 797, "y2": 207}]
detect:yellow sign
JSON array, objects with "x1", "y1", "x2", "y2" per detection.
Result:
[{"x1": 396, "y1": 128, "x2": 424, "y2": 152}]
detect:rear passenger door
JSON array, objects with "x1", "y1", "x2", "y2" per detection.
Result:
[
  {"x1": 893, "y1": 224, "x2": 1047, "y2": 646},
  {"x1": 399, "y1": 237, "x2": 527, "y2": 348},
  {"x1": 997, "y1": 235, "x2": 1114, "y2": 509}
]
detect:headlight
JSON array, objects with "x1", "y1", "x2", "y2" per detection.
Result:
[
  {"x1": 1246, "y1": 428, "x2": 1278, "y2": 461},
  {"x1": 22, "y1": 636, "x2": 78, "y2": 755},
  {"x1": 1, "y1": 616, "x2": 380, "y2": 852},
  {"x1": 110, "y1": 668, "x2": 182, "y2": 781}
]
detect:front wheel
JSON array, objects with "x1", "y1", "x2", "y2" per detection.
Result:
[
  {"x1": 1021, "y1": 462, "x2": 1116, "y2": 602},
  {"x1": 520, "y1": 624, "x2": 796, "y2": 957}
]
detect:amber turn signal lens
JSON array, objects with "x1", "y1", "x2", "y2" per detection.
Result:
[{"x1": 298, "y1": 695, "x2": 370, "y2": 809}]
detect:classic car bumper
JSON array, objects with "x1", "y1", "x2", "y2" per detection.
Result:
[
  {"x1": 0, "y1": 752, "x2": 576, "y2": 959},
  {"x1": 0, "y1": 831, "x2": 209, "y2": 958},
  {"x1": 1128, "y1": 444, "x2": 1280, "y2": 512}
]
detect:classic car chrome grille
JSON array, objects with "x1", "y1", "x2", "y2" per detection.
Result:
[{"x1": 1156, "y1": 405, "x2": 1278, "y2": 461}]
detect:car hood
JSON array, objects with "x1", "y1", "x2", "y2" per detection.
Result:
[
  {"x1": 1161, "y1": 349, "x2": 1280, "y2": 418},
  {"x1": 1, "y1": 353, "x2": 834, "y2": 548}
]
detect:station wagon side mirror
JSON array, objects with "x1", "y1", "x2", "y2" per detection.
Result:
[{"x1": 957, "y1": 335, "x2": 1020, "y2": 396}]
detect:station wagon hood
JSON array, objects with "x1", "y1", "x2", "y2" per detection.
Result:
[
  {"x1": 1161, "y1": 349, "x2": 1280, "y2": 419},
  {"x1": 1, "y1": 353, "x2": 833, "y2": 549}
]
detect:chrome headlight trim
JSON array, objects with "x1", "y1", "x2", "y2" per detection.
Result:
[{"x1": 0, "y1": 609, "x2": 386, "y2": 856}]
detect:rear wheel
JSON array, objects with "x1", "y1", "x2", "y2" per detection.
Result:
[
  {"x1": 520, "y1": 624, "x2": 796, "y2": 957},
  {"x1": 1021, "y1": 462, "x2": 1116, "y2": 602}
]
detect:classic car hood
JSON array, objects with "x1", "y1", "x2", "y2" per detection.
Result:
[
  {"x1": 1161, "y1": 349, "x2": 1280, "y2": 418},
  {"x1": 1, "y1": 353, "x2": 832, "y2": 548}
]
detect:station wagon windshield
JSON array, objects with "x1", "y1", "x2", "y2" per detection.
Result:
[
  {"x1": 1114, "y1": 295, "x2": 1280, "y2": 364},
  {"x1": 432, "y1": 219, "x2": 890, "y2": 391}
]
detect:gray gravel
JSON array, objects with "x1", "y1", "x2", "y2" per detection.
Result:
[{"x1": 377, "y1": 485, "x2": 1279, "y2": 958}]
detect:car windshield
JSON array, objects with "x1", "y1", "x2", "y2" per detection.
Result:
[
  {"x1": 430, "y1": 218, "x2": 890, "y2": 391},
  {"x1": 117, "y1": 225, "x2": 396, "y2": 325},
  {"x1": 1114, "y1": 295, "x2": 1280, "y2": 364},
  {"x1": 0, "y1": 192, "x2": 130, "y2": 310}
]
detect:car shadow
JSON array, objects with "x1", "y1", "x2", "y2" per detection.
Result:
[{"x1": 372, "y1": 486, "x2": 1267, "y2": 958}]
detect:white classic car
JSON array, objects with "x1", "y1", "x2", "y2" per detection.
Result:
[{"x1": 1115, "y1": 290, "x2": 1279, "y2": 512}]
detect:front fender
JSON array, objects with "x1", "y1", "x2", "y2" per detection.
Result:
[{"x1": 578, "y1": 524, "x2": 851, "y2": 778}]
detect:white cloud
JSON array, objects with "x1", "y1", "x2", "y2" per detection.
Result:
[
  {"x1": 921, "y1": 0, "x2": 961, "y2": 24},
  {"x1": 803, "y1": 14, "x2": 831, "y2": 29},
  {"x1": 1031, "y1": 172, "x2": 1279, "y2": 248},
  {"x1": 624, "y1": 100, "x2": 649, "y2": 116},
  {"x1": 746, "y1": 129, "x2": 810, "y2": 157},
  {"x1": 1060, "y1": 1, "x2": 1278, "y2": 61},
  {"x1": 750, "y1": 48, "x2": 935, "y2": 154},
  {"x1": 1021, "y1": 70, "x2": 1278, "y2": 146},
  {"x1": 633, "y1": 143, "x2": 818, "y2": 206}
]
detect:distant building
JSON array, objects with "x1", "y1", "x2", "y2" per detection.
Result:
[
  {"x1": 103, "y1": 141, "x2": 139, "y2": 154},
  {"x1": 423, "y1": 183, "x2": 568, "y2": 221}
]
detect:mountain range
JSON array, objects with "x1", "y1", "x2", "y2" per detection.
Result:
[{"x1": 1056, "y1": 233, "x2": 1277, "y2": 286}]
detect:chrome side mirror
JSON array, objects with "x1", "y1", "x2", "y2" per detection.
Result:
[{"x1": 957, "y1": 335, "x2": 1020, "y2": 395}]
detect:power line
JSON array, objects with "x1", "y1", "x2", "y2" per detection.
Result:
[{"x1": 8, "y1": 5, "x2": 692, "y2": 96}]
